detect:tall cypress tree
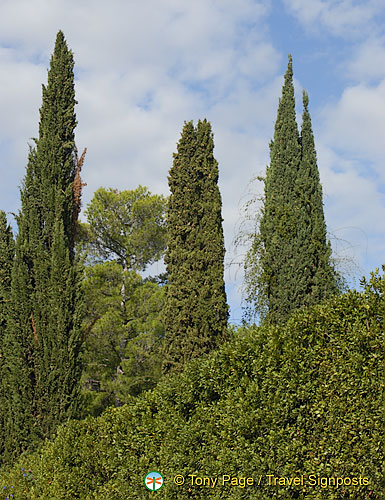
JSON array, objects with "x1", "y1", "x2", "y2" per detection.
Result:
[
  {"x1": 258, "y1": 54, "x2": 301, "y2": 324},
  {"x1": 0, "y1": 211, "x2": 14, "y2": 336},
  {"x1": 162, "y1": 119, "x2": 229, "y2": 373},
  {"x1": 0, "y1": 211, "x2": 14, "y2": 463},
  {"x1": 295, "y1": 90, "x2": 339, "y2": 305},
  {"x1": 2, "y1": 31, "x2": 84, "y2": 462},
  {"x1": 245, "y1": 56, "x2": 339, "y2": 324}
]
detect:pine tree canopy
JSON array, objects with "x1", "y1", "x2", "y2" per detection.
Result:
[
  {"x1": 162, "y1": 119, "x2": 229, "y2": 373},
  {"x1": 84, "y1": 186, "x2": 167, "y2": 271}
]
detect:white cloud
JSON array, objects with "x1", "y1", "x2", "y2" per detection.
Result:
[
  {"x1": 320, "y1": 80, "x2": 385, "y2": 165},
  {"x1": 0, "y1": 48, "x2": 45, "y2": 138},
  {"x1": 346, "y1": 37, "x2": 385, "y2": 82},
  {"x1": 316, "y1": 117, "x2": 385, "y2": 281},
  {"x1": 320, "y1": 148, "x2": 385, "y2": 233},
  {"x1": 283, "y1": 0, "x2": 385, "y2": 38}
]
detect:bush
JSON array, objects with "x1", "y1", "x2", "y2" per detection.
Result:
[{"x1": 1, "y1": 271, "x2": 384, "y2": 499}]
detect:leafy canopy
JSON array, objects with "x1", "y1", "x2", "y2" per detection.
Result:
[{"x1": 85, "y1": 186, "x2": 166, "y2": 270}]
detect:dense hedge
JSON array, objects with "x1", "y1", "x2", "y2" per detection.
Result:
[{"x1": 1, "y1": 272, "x2": 384, "y2": 499}]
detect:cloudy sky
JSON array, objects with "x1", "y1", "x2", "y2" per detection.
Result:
[{"x1": 1, "y1": 0, "x2": 385, "y2": 324}]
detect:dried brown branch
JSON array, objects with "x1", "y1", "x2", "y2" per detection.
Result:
[
  {"x1": 72, "y1": 145, "x2": 87, "y2": 235},
  {"x1": 31, "y1": 312, "x2": 39, "y2": 344}
]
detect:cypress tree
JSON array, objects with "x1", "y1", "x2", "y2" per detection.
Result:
[
  {"x1": 2, "y1": 31, "x2": 84, "y2": 462},
  {"x1": 162, "y1": 119, "x2": 229, "y2": 373},
  {"x1": 295, "y1": 90, "x2": 339, "y2": 305},
  {"x1": 258, "y1": 54, "x2": 301, "y2": 324},
  {"x1": 0, "y1": 211, "x2": 14, "y2": 335},
  {"x1": 245, "y1": 56, "x2": 339, "y2": 325},
  {"x1": 0, "y1": 211, "x2": 14, "y2": 464}
]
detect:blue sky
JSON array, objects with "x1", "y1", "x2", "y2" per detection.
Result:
[{"x1": 1, "y1": 0, "x2": 385, "y2": 324}]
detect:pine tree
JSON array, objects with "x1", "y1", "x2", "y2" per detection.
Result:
[
  {"x1": 0, "y1": 211, "x2": 14, "y2": 463},
  {"x1": 2, "y1": 31, "x2": 84, "y2": 462},
  {"x1": 162, "y1": 119, "x2": 229, "y2": 374},
  {"x1": 245, "y1": 56, "x2": 339, "y2": 325}
]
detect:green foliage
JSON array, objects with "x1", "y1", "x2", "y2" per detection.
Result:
[
  {"x1": 78, "y1": 185, "x2": 167, "y2": 415},
  {"x1": 115, "y1": 279, "x2": 165, "y2": 398},
  {"x1": 2, "y1": 270, "x2": 383, "y2": 499},
  {"x1": 1, "y1": 31, "x2": 84, "y2": 464},
  {"x1": 294, "y1": 90, "x2": 342, "y2": 302},
  {"x1": 84, "y1": 186, "x2": 167, "y2": 270},
  {"x1": 80, "y1": 260, "x2": 165, "y2": 415},
  {"x1": 244, "y1": 56, "x2": 340, "y2": 325},
  {"x1": 0, "y1": 211, "x2": 14, "y2": 462},
  {"x1": 80, "y1": 261, "x2": 126, "y2": 415},
  {"x1": 0, "y1": 211, "x2": 14, "y2": 324},
  {"x1": 163, "y1": 119, "x2": 229, "y2": 373}
]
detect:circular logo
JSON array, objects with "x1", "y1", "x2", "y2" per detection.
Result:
[{"x1": 144, "y1": 471, "x2": 164, "y2": 491}]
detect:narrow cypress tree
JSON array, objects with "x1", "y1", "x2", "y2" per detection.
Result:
[
  {"x1": 0, "y1": 211, "x2": 14, "y2": 334},
  {"x1": 2, "y1": 31, "x2": 84, "y2": 462},
  {"x1": 245, "y1": 56, "x2": 339, "y2": 325},
  {"x1": 295, "y1": 90, "x2": 339, "y2": 304},
  {"x1": 258, "y1": 54, "x2": 301, "y2": 324},
  {"x1": 162, "y1": 119, "x2": 229, "y2": 373},
  {"x1": 0, "y1": 211, "x2": 14, "y2": 464}
]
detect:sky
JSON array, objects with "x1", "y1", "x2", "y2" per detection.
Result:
[{"x1": 1, "y1": 0, "x2": 385, "y2": 324}]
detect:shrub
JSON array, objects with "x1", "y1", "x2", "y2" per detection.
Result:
[{"x1": 1, "y1": 271, "x2": 384, "y2": 499}]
